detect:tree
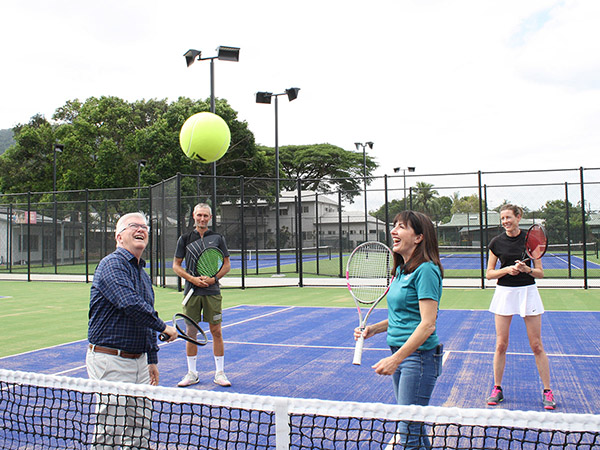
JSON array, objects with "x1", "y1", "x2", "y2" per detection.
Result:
[
  {"x1": 0, "y1": 114, "x2": 57, "y2": 196},
  {"x1": 370, "y1": 198, "x2": 405, "y2": 223},
  {"x1": 412, "y1": 182, "x2": 439, "y2": 215},
  {"x1": 431, "y1": 196, "x2": 453, "y2": 223},
  {"x1": 540, "y1": 199, "x2": 587, "y2": 244},
  {"x1": 0, "y1": 96, "x2": 267, "y2": 200},
  {"x1": 259, "y1": 143, "x2": 377, "y2": 203},
  {"x1": 451, "y1": 194, "x2": 480, "y2": 214}
]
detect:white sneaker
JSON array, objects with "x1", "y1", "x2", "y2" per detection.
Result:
[
  {"x1": 213, "y1": 371, "x2": 231, "y2": 387},
  {"x1": 177, "y1": 371, "x2": 199, "y2": 387}
]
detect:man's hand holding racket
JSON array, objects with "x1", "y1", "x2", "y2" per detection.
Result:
[
  {"x1": 161, "y1": 324, "x2": 178, "y2": 343},
  {"x1": 159, "y1": 313, "x2": 209, "y2": 346}
]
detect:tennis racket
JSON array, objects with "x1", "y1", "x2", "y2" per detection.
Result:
[
  {"x1": 182, "y1": 247, "x2": 224, "y2": 306},
  {"x1": 346, "y1": 241, "x2": 394, "y2": 365},
  {"x1": 159, "y1": 313, "x2": 208, "y2": 346},
  {"x1": 520, "y1": 224, "x2": 548, "y2": 262}
]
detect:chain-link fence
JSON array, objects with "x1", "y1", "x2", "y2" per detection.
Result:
[{"x1": 2, "y1": 168, "x2": 599, "y2": 288}]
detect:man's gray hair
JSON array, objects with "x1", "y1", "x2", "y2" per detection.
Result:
[
  {"x1": 115, "y1": 212, "x2": 147, "y2": 239},
  {"x1": 193, "y1": 203, "x2": 212, "y2": 214}
]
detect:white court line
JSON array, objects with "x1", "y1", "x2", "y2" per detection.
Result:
[
  {"x1": 55, "y1": 365, "x2": 87, "y2": 375},
  {"x1": 221, "y1": 305, "x2": 296, "y2": 329},
  {"x1": 54, "y1": 306, "x2": 295, "y2": 376}
]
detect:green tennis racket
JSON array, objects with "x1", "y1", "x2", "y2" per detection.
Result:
[{"x1": 182, "y1": 247, "x2": 224, "y2": 305}]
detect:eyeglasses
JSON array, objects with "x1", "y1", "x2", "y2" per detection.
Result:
[{"x1": 117, "y1": 223, "x2": 150, "y2": 234}]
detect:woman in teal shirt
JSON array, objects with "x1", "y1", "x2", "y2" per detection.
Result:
[{"x1": 355, "y1": 211, "x2": 443, "y2": 450}]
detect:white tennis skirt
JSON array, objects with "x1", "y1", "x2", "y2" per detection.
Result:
[{"x1": 489, "y1": 284, "x2": 545, "y2": 317}]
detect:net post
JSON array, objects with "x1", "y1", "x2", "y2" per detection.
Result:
[{"x1": 273, "y1": 397, "x2": 290, "y2": 450}]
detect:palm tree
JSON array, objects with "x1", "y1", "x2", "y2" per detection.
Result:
[{"x1": 413, "y1": 182, "x2": 438, "y2": 215}]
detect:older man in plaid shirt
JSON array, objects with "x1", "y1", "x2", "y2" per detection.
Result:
[{"x1": 86, "y1": 212, "x2": 177, "y2": 449}]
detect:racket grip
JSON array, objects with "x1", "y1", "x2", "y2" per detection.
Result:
[
  {"x1": 352, "y1": 335, "x2": 365, "y2": 365},
  {"x1": 181, "y1": 289, "x2": 193, "y2": 306},
  {"x1": 158, "y1": 332, "x2": 168, "y2": 342}
]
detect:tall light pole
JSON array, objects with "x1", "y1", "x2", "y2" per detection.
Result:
[
  {"x1": 137, "y1": 159, "x2": 146, "y2": 210},
  {"x1": 256, "y1": 87, "x2": 300, "y2": 273},
  {"x1": 184, "y1": 46, "x2": 240, "y2": 230},
  {"x1": 53, "y1": 143, "x2": 63, "y2": 273},
  {"x1": 394, "y1": 166, "x2": 416, "y2": 209},
  {"x1": 355, "y1": 142, "x2": 374, "y2": 242}
]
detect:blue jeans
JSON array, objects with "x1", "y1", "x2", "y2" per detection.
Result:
[{"x1": 390, "y1": 344, "x2": 443, "y2": 450}]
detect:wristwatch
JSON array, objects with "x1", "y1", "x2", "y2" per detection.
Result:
[{"x1": 214, "y1": 275, "x2": 219, "y2": 284}]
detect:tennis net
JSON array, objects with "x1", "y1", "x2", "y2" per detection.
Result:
[{"x1": 2, "y1": 369, "x2": 600, "y2": 449}]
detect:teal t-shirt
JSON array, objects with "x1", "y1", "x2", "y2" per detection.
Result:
[{"x1": 386, "y1": 261, "x2": 443, "y2": 351}]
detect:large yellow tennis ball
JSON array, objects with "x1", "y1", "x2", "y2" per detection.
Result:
[{"x1": 179, "y1": 112, "x2": 231, "y2": 163}]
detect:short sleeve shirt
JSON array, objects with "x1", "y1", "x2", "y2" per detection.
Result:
[
  {"x1": 175, "y1": 229, "x2": 229, "y2": 296},
  {"x1": 488, "y1": 231, "x2": 534, "y2": 287},
  {"x1": 386, "y1": 261, "x2": 443, "y2": 351}
]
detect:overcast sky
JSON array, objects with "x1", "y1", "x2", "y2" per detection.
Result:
[{"x1": 2, "y1": 0, "x2": 599, "y2": 208}]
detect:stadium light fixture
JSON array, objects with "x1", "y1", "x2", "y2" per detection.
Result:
[
  {"x1": 255, "y1": 87, "x2": 301, "y2": 272},
  {"x1": 394, "y1": 166, "x2": 416, "y2": 209},
  {"x1": 183, "y1": 46, "x2": 240, "y2": 230},
  {"x1": 355, "y1": 142, "x2": 374, "y2": 241}
]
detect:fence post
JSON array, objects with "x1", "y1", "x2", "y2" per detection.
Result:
[
  {"x1": 85, "y1": 189, "x2": 89, "y2": 283},
  {"x1": 297, "y1": 178, "x2": 303, "y2": 287},
  {"x1": 338, "y1": 190, "x2": 343, "y2": 278},
  {"x1": 176, "y1": 173, "x2": 182, "y2": 292},
  {"x1": 315, "y1": 192, "x2": 320, "y2": 275},
  {"x1": 579, "y1": 167, "x2": 588, "y2": 289},
  {"x1": 161, "y1": 179, "x2": 166, "y2": 288},
  {"x1": 240, "y1": 176, "x2": 246, "y2": 289},
  {"x1": 565, "y1": 182, "x2": 572, "y2": 279},
  {"x1": 384, "y1": 175, "x2": 390, "y2": 246},
  {"x1": 27, "y1": 192, "x2": 31, "y2": 282},
  {"x1": 477, "y1": 172, "x2": 485, "y2": 289},
  {"x1": 8, "y1": 204, "x2": 13, "y2": 272},
  {"x1": 149, "y1": 185, "x2": 154, "y2": 283},
  {"x1": 53, "y1": 189, "x2": 58, "y2": 274},
  {"x1": 483, "y1": 185, "x2": 489, "y2": 254}
]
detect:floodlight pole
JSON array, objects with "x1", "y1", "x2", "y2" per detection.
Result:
[
  {"x1": 137, "y1": 160, "x2": 146, "y2": 210},
  {"x1": 355, "y1": 142, "x2": 373, "y2": 242},
  {"x1": 256, "y1": 88, "x2": 300, "y2": 273},
  {"x1": 184, "y1": 46, "x2": 240, "y2": 231}
]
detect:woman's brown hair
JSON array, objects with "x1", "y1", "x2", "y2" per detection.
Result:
[
  {"x1": 392, "y1": 211, "x2": 444, "y2": 277},
  {"x1": 500, "y1": 204, "x2": 523, "y2": 217}
]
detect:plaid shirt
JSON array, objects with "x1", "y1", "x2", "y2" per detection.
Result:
[{"x1": 88, "y1": 247, "x2": 165, "y2": 364}]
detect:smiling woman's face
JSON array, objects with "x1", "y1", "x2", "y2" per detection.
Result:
[
  {"x1": 500, "y1": 209, "x2": 521, "y2": 236},
  {"x1": 390, "y1": 218, "x2": 422, "y2": 261}
]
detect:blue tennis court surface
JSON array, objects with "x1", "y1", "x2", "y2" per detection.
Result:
[
  {"x1": 1, "y1": 307, "x2": 598, "y2": 414},
  {"x1": 441, "y1": 253, "x2": 600, "y2": 270}
]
